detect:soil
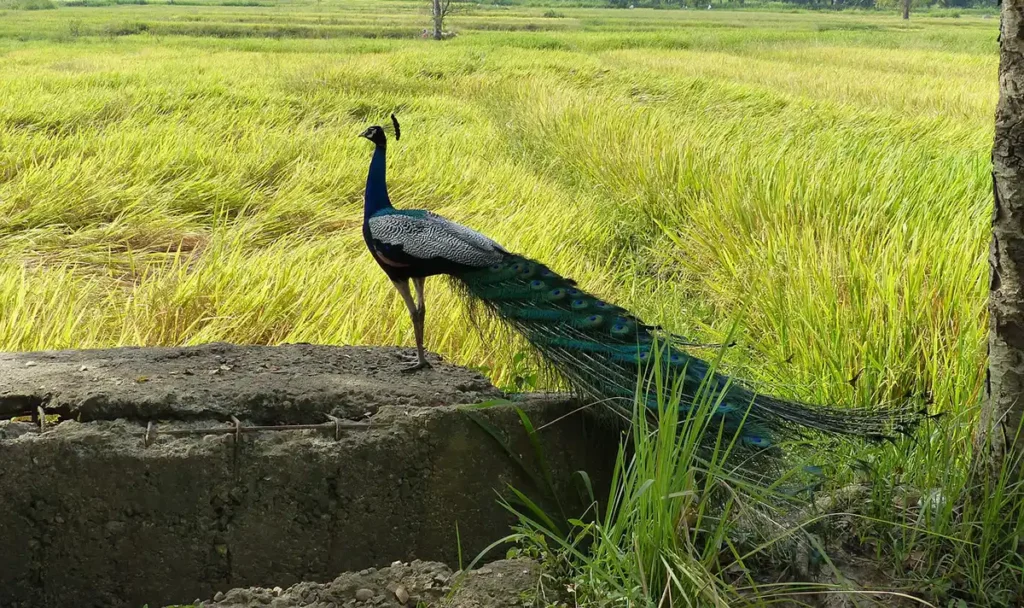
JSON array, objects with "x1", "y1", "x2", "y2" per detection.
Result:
[
  {"x1": 193, "y1": 559, "x2": 547, "y2": 608},
  {"x1": 0, "y1": 343, "x2": 501, "y2": 423}
]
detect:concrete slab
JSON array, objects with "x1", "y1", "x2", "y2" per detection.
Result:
[
  {"x1": 0, "y1": 344, "x2": 615, "y2": 608},
  {"x1": 0, "y1": 343, "x2": 500, "y2": 423}
]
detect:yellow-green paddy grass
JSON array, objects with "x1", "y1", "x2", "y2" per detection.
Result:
[{"x1": 0, "y1": 0, "x2": 1005, "y2": 602}]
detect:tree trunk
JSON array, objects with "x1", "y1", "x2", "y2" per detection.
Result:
[
  {"x1": 432, "y1": 0, "x2": 443, "y2": 40},
  {"x1": 901, "y1": 0, "x2": 910, "y2": 20},
  {"x1": 977, "y1": 1, "x2": 1024, "y2": 480}
]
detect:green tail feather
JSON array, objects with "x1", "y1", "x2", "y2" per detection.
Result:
[{"x1": 452, "y1": 254, "x2": 926, "y2": 451}]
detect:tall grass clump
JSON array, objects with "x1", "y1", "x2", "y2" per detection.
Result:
[
  {"x1": 490, "y1": 344, "x2": 841, "y2": 607},
  {"x1": 847, "y1": 417, "x2": 1024, "y2": 605},
  {"x1": 490, "y1": 349, "x2": 1023, "y2": 606}
]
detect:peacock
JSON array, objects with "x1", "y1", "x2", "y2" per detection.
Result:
[{"x1": 359, "y1": 115, "x2": 925, "y2": 450}]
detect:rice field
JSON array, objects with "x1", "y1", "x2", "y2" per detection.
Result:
[{"x1": 0, "y1": 0, "x2": 1006, "y2": 604}]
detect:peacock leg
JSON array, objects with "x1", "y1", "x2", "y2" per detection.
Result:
[
  {"x1": 409, "y1": 276, "x2": 430, "y2": 364},
  {"x1": 409, "y1": 276, "x2": 430, "y2": 366},
  {"x1": 413, "y1": 276, "x2": 426, "y2": 316},
  {"x1": 392, "y1": 278, "x2": 430, "y2": 372}
]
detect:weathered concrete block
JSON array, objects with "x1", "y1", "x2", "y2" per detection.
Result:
[{"x1": 0, "y1": 344, "x2": 616, "y2": 608}]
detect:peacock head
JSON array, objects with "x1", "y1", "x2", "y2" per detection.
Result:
[
  {"x1": 360, "y1": 114, "x2": 401, "y2": 147},
  {"x1": 359, "y1": 125, "x2": 387, "y2": 146}
]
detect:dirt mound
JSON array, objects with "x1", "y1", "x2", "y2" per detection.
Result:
[{"x1": 196, "y1": 559, "x2": 545, "y2": 608}]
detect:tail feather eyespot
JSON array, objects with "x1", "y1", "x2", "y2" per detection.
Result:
[
  {"x1": 579, "y1": 314, "x2": 604, "y2": 328},
  {"x1": 516, "y1": 263, "x2": 536, "y2": 277},
  {"x1": 741, "y1": 435, "x2": 771, "y2": 449}
]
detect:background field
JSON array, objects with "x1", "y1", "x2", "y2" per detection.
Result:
[{"x1": 0, "y1": 1, "x2": 1004, "y2": 604}]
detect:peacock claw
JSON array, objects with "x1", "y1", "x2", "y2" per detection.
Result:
[{"x1": 400, "y1": 359, "x2": 432, "y2": 373}]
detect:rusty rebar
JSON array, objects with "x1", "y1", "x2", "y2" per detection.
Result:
[
  {"x1": 8, "y1": 411, "x2": 372, "y2": 443},
  {"x1": 138, "y1": 417, "x2": 371, "y2": 445}
]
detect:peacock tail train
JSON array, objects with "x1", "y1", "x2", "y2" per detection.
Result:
[{"x1": 450, "y1": 253, "x2": 925, "y2": 451}]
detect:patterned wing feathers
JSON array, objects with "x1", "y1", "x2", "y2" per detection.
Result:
[{"x1": 368, "y1": 212, "x2": 506, "y2": 268}]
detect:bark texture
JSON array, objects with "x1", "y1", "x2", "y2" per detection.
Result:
[
  {"x1": 902, "y1": 0, "x2": 910, "y2": 20},
  {"x1": 979, "y1": 1, "x2": 1024, "y2": 478},
  {"x1": 432, "y1": 0, "x2": 443, "y2": 40}
]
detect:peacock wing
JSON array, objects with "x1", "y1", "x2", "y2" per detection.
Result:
[{"x1": 368, "y1": 210, "x2": 507, "y2": 268}]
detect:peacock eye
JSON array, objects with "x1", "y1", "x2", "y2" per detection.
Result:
[
  {"x1": 669, "y1": 354, "x2": 683, "y2": 363},
  {"x1": 489, "y1": 263, "x2": 504, "y2": 271},
  {"x1": 529, "y1": 280, "x2": 546, "y2": 290},
  {"x1": 742, "y1": 436, "x2": 771, "y2": 449},
  {"x1": 594, "y1": 301, "x2": 611, "y2": 309},
  {"x1": 571, "y1": 299, "x2": 588, "y2": 309},
  {"x1": 567, "y1": 288, "x2": 582, "y2": 297},
  {"x1": 610, "y1": 324, "x2": 631, "y2": 337}
]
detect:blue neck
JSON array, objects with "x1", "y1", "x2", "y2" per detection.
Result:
[{"x1": 364, "y1": 143, "x2": 392, "y2": 217}]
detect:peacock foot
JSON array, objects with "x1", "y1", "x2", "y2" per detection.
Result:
[
  {"x1": 397, "y1": 352, "x2": 430, "y2": 372},
  {"x1": 400, "y1": 359, "x2": 432, "y2": 373}
]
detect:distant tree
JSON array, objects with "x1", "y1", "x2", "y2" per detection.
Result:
[
  {"x1": 977, "y1": 1, "x2": 1024, "y2": 480},
  {"x1": 901, "y1": 0, "x2": 910, "y2": 19},
  {"x1": 431, "y1": 0, "x2": 453, "y2": 40}
]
